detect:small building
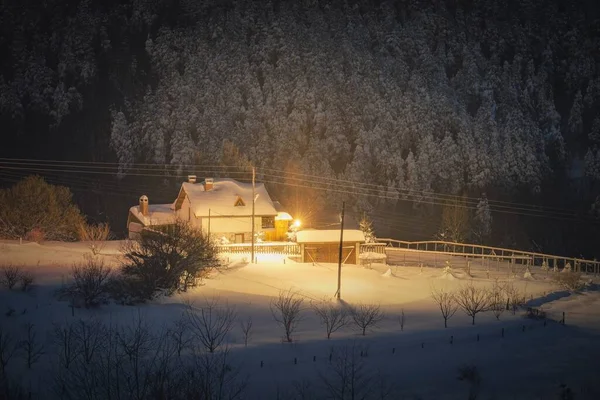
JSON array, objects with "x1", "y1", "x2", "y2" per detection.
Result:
[
  {"x1": 127, "y1": 176, "x2": 287, "y2": 243},
  {"x1": 264, "y1": 201, "x2": 294, "y2": 242},
  {"x1": 296, "y1": 229, "x2": 366, "y2": 265}
]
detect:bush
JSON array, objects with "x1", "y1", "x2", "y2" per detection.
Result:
[
  {"x1": 25, "y1": 227, "x2": 45, "y2": 243},
  {"x1": 1, "y1": 264, "x2": 22, "y2": 290},
  {"x1": 66, "y1": 256, "x2": 112, "y2": 308},
  {"x1": 78, "y1": 222, "x2": 111, "y2": 255},
  {"x1": 552, "y1": 271, "x2": 584, "y2": 292},
  {"x1": 0, "y1": 176, "x2": 84, "y2": 241},
  {"x1": 20, "y1": 270, "x2": 34, "y2": 291},
  {"x1": 350, "y1": 303, "x2": 384, "y2": 336},
  {"x1": 119, "y1": 220, "x2": 221, "y2": 302}
]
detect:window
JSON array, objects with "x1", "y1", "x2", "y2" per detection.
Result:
[
  {"x1": 234, "y1": 197, "x2": 245, "y2": 207},
  {"x1": 261, "y1": 216, "x2": 275, "y2": 229}
]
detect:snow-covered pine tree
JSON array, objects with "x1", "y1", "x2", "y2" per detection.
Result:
[
  {"x1": 474, "y1": 194, "x2": 492, "y2": 243},
  {"x1": 359, "y1": 213, "x2": 376, "y2": 243}
]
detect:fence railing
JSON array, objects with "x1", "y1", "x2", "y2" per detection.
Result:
[
  {"x1": 359, "y1": 243, "x2": 387, "y2": 254},
  {"x1": 376, "y1": 238, "x2": 600, "y2": 274},
  {"x1": 216, "y1": 242, "x2": 300, "y2": 255}
]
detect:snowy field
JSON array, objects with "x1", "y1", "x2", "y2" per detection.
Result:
[{"x1": 1, "y1": 240, "x2": 600, "y2": 399}]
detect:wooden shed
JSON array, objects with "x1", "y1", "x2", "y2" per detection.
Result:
[{"x1": 296, "y1": 229, "x2": 365, "y2": 265}]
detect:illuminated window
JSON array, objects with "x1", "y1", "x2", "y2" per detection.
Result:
[{"x1": 261, "y1": 216, "x2": 275, "y2": 229}]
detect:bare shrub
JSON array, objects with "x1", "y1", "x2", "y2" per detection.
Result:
[
  {"x1": 431, "y1": 285, "x2": 459, "y2": 328},
  {"x1": 18, "y1": 322, "x2": 45, "y2": 369},
  {"x1": 239, "y1": 316, "x2": 253, "y2": 347},
  {"x1": 270, "y1": 289, "x2": 304, "y2": 342},
  {"x1": 78, "y1": 222, "x2": 111, "y2": 255},
  {"x1": 350, "y1": 303, "x2": 384, "y2": 336},
  {"x1": 455, "y1": 283, "x2": 490, "y2": 325},
  {"x1": 68, "y1": 256, "x2": 112, "y2": 308},
  {"x1": 19, "y1": 270, "x2": 34, "y2": 291},
  {"x1": 488, "y1": 280, "x2": 506, "y2": 320},
  {"x1": 552, "y1": 271, "x2": 584, "y2": 292},
  {"x1": 311, "y1": 301, "x2": 348, "y2": 339},
  {"x1": 53, "y1": 322, "x2": 79, "y2": 369},
  {"x1": 1, "y1": 264, "x2": 22, "y2": 290},
  {"x1": 504, "y1": 282, "x2": 527, "y2": 315},
  {"x1": 186, "y1": 297, "x2": 237, "y2": 353}
]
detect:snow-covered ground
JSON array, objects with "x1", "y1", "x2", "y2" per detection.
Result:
[{"x1": 1, "y1": 240, "x2": 600, "y2": 399}]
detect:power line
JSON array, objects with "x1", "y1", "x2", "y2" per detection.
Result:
[
  {"x1": 0, "y1": 157, "x2": 582, "y2": 215},
  {"x1": 1, "y1": 160, "x2": 597, "y2": 224}
]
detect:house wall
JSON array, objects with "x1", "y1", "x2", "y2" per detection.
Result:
[{"x1": 198, "y1": 216, "x2": 274, "y2": 242}]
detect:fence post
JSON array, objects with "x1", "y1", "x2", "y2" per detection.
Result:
[
  {"x1": 450, "y1": 335, "x2": 453, "y2": 345},
  {"x1": 477, "y1": 334, "x2": 479, "y2": 342}
]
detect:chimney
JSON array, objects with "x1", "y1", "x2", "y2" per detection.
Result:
[
  {"x1": 204, "y1": 178, "x2": 214, "y2": 191},
  {"x1": 188, "y1": 175, "x2": 197, "y2": 184},
  {"x1": 139, "y1": 195, "x2": 149, "y2": 216}
]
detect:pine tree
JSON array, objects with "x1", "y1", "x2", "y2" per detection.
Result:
[
  {"x1": 359, "y1": 213, "x2": 376, "y2": 243},
  {"x1": 473, "y1": 194, "x2": 493, "y2": 243}
]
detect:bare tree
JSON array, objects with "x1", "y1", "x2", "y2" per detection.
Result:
[
  {"x1": 239, "y1": 316, "x2": 253, "y2": 347},
  {"x1": 455, "y1": 283, "x2": 490, "y2": 325},
  {"x1": 19, "y1": 270, "x2": 34, "y2": 291},
  {"x1": 457, "y1": 364, "x2": 482, "y2": 400},
  {"x1": 319, "y1": 343, "x2": 372, "y2": 399},
  {"x1": 78, "y1": 222, "x2": 111, "y2": 255},
  {"x1": 68, "y1": 256, "x2": 112, "y2": 308},
  {"x1": 0, "y1": 326, "x2": 19, "y2": 377},
  {"x1": 1, "y1": 264, "x2": 21, "y2": 290},
  {"x1": 350, "y1": 303, "x2": 385, "y2": 336},
  {"x1": 181, "y1": 347, "x2": 248, "y2": 400},
  {"x1": 74, "y1": 319, "x2": 106, "y2": 364},
  {"x1": 431, "y1": 285, "x2": 459, "y2": 328},
  {"x1": 311, "y1": 301, "x2": 348, "y2": 339},
  {"x1": 504, "y1": 282, "x2": 527, "y2": 315},
  {"x1": 53, "y1": 322, "x2": 79, "y2": 369},
  {"x1": 19, "y1": 322, "x2": 45, "y2": 369},
  {"x1": 186, "y1": 297, "x2": 237, "y2": 353},
  {"x1": 170, "y1": 316, "x2": 191, "y2": 357},
  {"x1": 270, "y1": 289, "x2": 304, "y2": 343},
  {"x1": 488, "y1": 280, "x2": 506, "y2": 320}
]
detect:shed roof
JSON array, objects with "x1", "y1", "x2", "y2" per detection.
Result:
[{"x1": 296, "y1": 229, "x2": 365, "y2": 243}]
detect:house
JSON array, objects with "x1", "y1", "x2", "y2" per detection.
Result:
[
  {"x1": 296, "y1": 229, "x2": 366, "y2": 265},
  {"x1": 127, "y1": 176, "x2": 284, "y2": 242}
]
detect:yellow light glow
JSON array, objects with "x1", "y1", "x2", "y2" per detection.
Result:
[{"x1": 293, "y1": 219, "x2": 301, "y2": 228}]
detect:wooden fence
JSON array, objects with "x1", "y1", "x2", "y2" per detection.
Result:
[
  {"x1": 216, "y1": 242, "x2": 300, "y2": 255},
  {"x1": 377, "y1": 238, "x2": 600, "y2": 274}
]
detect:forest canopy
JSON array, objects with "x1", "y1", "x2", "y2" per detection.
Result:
[{"x1": 1, "y1": 0, "x2": 599, "y2": 256}]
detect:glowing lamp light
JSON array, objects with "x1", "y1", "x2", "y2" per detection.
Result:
[{"x1": 293, "y1": 219, "x2": 301, "y2": 228}]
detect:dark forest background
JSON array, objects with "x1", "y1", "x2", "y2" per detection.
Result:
[{"x1": 1, "y1": 0, "x2": 599, "y2": 257}]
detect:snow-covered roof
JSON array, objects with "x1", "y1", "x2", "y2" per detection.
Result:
[
  {"x1": 275, "y1": 212, "x2": 293, "y2": 221},
  {"x1": 129, "y1": 203, "x2": 177, "y2": 226},
  {"x1": 180, "y1": 178, "x2": 278, "y2": 217},
  {"x1": 296, "y1": 229, "x2": 365, "y2": 243}
]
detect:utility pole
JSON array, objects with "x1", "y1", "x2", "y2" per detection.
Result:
[
  {"x1": 336, "y1": 201, "x2": 345, "y2": 300},
  {"x1": 251, "y1": 167, "x2": 256, "y2": 263},
  {"x1": 208, "y1": 209, "x2": 211, "y2": 238}
]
